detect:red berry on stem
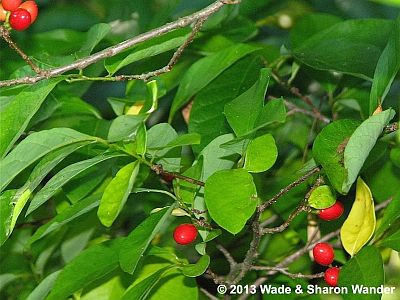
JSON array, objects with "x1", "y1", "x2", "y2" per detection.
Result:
[
  {"x1": 2, "y1": 0, "x2": 22, "y2": 11},
  {"x1": 312, "y1": 242, "x2": 335, "y2": 266},
  {"x1": 9, "y1": 8, "x2": 31, "y2": 31},
  {"x1": 173, "y1": 223, "x2": 198, "y2": 245},
  {"x1": 0, "y1": 4, "x2": 7, "y2": 22},
  {"x1": 318, "y1": 201, "x2": 344, "y2": 221},
  {"x1": 161, "y1": 173, "x2": 175, "y2": 183},
  {"x1": 19, "y1": 1, "x2": 38, "y2": 23},
  {"x1": 324, "y1": 267, "x2": 340, "y2": 287}
]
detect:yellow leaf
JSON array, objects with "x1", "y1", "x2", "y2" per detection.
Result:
[
  {"x1": 126, "y1": 101, "x2": 144, "y2": 115},
  {"x1": 340, "y1": 178, "x2": 376, "y2": 256}
]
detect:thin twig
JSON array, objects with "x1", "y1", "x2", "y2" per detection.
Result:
[
  {"x1": 251, "y1": 266, "x2": 324, "y2": 279},
  {"x1": 285, "y1": 100, "x2": 330, "y2": 124},
  {"x1": 200, "y1": 288, "x2": 220, "y2": 300},
  {"x1": 0, "y1": 26, "x2": 46, "y2": 75},
  {"x1": 114, "y1": 17, "x2": 207, "y2": 82},
  {"x1": 0, "y1": 0, "x2": 236, "y2": 87},
  {"x1": 258, "y1": 166, "x2": 320, "y2": 212},
  {"x1": 217, "y1": 244, "x2": 237, "y2": 269},
  {"x1": 261, "y1": 205, "x2": 309, "y2": 234},
  {"x1": 151, "y1": 164, "x2": 205, "y2": 186},
  {"x1": 230, "y1": 211, "x2": 262, "y2": 284}
]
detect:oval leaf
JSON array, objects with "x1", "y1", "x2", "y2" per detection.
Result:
[
  {"x1": 312, "y1": 119, "x2": 360, "y2": 194},
  {"x1": 343, "y1": 109, "x2": 395, "y2": 193},
  {"x1": 244, "y1": 133, "x2": 278, "y2": 173},
  {"x1": 308, "y1": 185, "x2": 336, "y2": 209},
  {"x1": 339, "y1": 246, "x2": 384, "y2": 300},
  {"x1": 340, "y1": 178, "x2": 376, "y2": 256},
  {"x1": 204, "y1": 169, "x2": 257, "y2": 234},
  {"x1": 182, "y1": 255, "x2": 210, "y2": 277},
  {"x1": 97, "y1": 161, "x2": 140, "y2": 227}
]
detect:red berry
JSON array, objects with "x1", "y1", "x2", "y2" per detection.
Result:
[
  {"x1": 318, "y1": 201, "x2": 344, "y2": 221},
  {"x1": 324, "y1": 267, "x2": 340, "y2": 287},
  {"x1": 19, "y1": 1, "x2": 38, "y2": 23},
  {"x1": 9, "y1": 8, "x2": 31, "y2": 31},
  {"x1": 312, "y1": 242, "x2": 334, "y2": 266},
  {"x1": 2, "y1": 0, "x2": 22, "y2": 11},
  {"x1": 173, "y1": 223, "x2": 197, "y2": 245},
  {"x1": 0, "y1": 4, "x2": 7, "y2": 22}
]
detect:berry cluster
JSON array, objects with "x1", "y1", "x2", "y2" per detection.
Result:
[
  {"x1": 312, "y1": 242, "x2": 341, "y2": 286},
  {"x1": 0, "y1": 0, "x2": 38, "y2": 31},
  {"x1": 312, "y1": 200, "x2": 345, "y2": 287}
]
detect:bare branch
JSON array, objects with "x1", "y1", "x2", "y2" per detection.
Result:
[
  {"x1": 0, "y1": 0, "x2": 236, "y2": 87},
  {"x1": 261, "y1": 205, "x2": 308, "y2": 234},
  {"x1": 200, "y1": 288, "x2": 220, "y2": 300},
  {"x1": 216, "y1": 244, "x2": 237, "y2": 269},
  {"x1": 151, "y1": 164, "x2": 205, "y2": 186},
  {"x1": 285, "y1": 100, "x2": 330, "y2": 124},
  {"x1": 258, "y1": 166, "x2": 320, "y2": 212},
  {"x1": 251, "y1": 266, "x2": 324, "y2": 279},
  {"x1": 0, "y1": 25, "x2": 46, "y2": 76}
]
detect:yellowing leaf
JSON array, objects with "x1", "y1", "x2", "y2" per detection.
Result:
[
  {"x1": 340, "y1": 178, "x2": 376, "y2": 256},
  {"x1": 126, "y1": 102, "x2": 144, "y2": 115}
]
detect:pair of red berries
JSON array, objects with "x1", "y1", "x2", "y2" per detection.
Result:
[
  {"x1": 173, "y1": 223, "x2": 198, "y2": 245},
  {"x1": 0, "y1": 0, "x2": 38, "y2": 31},
  {"x1": 312, "y1": 242, "x2": 340, "y2": 286}
]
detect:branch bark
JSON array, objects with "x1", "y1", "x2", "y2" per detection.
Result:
[{"x1": 0, "y1": 0, "x2": 237, "y2": 88}]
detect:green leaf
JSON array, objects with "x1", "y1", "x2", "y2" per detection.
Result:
[
  {"x1": 381, "y1": 230, "x2": 400, "y2": 251},
  {"x1": 0, "y1": 79, "x2": 61, "y2": 158},
  {"x1": 121, "y1": 267, "x2": 172, "y2": 300},
  {"x1": 46, "y1": 240, "x2": 121, "y2": 300},
  {"x1": 308, "y1": 185, "x2": 336, "y2": 209},
  {"x1": 369, "y1": 16, "x2": 400, "y2": 114},
  {"x1": 146, "y1": 123, "x2": 180, "y2": 172},
  {"x1": 135, "y1": 122, "x2": 147, "y2": 156},
  {"x1": 26, "y1": 271, "x2": 61, "y2": 300},
  {"x1": 0, "y1": 189, "x2": 31, "y2": 246},
  {"x1": 375, "y1": 191, "x2": 400, "y2": 239},
  {"x1": 76, "y1": 23, "x2": 111, "y2": 58},
  {"x1": 188, "y1": 55, "x2": 264, "y2": 153},
  {"x1": 174, "y1": 157, "x2": 203, "y2": 205},
  {"x1": 27, "y1": 153, "x2": 123, "y2": 215},
  {"x1": 341, "y1": 178, "x2": 376, "y2": 256},
  {"x1": 254, "y1": 98, "x2": 287, "y2": 129},
  {"x1": 19, "y1": 142, "x2": 90, "y2": 196},
  {"x1": 169, "y1": 44, "x2": 259, "y2": 121},
  {"x1": 339, "y1": 246, "x2": 384, "y2": 300},
  {"x1": 224, "y1": 68, "x2": 271, "y2": 137},
  {"x1": 0, "y1": 128, "x2": 95, "y2": 193},
  {"x1": 205, "y1": 169, "x2": 257, "y2": 234},
  {"x1": 293, "y1": 19, "x2": 393, "y2": 80},
  {"x1": 107, "y1": 114, "x2": 147, "y2": 142},
  {"x1": 119, "y1": 206, "x2": 174, "y2": 274},
  {"x1": 105, "y1": 28, "x2": 191, "y2": 74},
  {"x1": 30, "y1": 194, "x2": 100, "y2": 244},
  {"x1": 312, "y1": 119, "x2": 360, "y2": 194},
  {"x1": 97, "y1": 161, "x2": 140, "y2": 227},
  {"x1": 343, "y1": 109, "x2": 395, "y2": 192},
  {"x1": 244, "y1": 133, "x2": 278, "y2": 173},
  {"x1": 199, "y1": 134, "x2": 238, "y2": 180},
  {"x1": 290, "y1": 13, "x2": 342, "y2": 49},
  {"x1": 182, "y1": 255, "x2": 210, "y2": 277},
  {"x1": 147, "y1": 133, "x2": 201, "y2": 150}
]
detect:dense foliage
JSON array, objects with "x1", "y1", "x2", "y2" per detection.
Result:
[{"x1": 0, "y1": 0, "x2": 399, "y2": 299}]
